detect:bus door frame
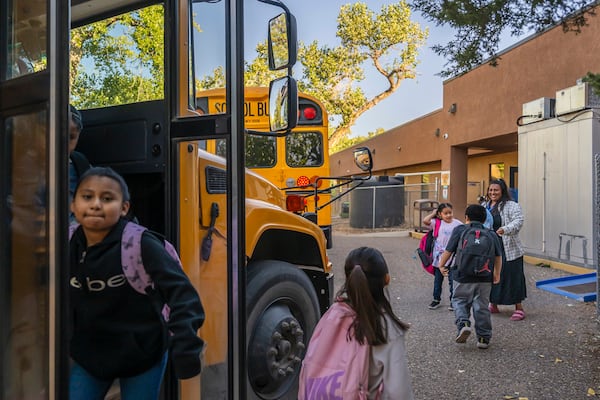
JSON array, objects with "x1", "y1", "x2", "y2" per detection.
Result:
[{"x1": 166, "y1": 0, "x2": 247, "y2": 398}]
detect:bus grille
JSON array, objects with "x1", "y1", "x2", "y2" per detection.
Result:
[{"x1": 206, "y1": 166, "x2": 227, "y2": 194}]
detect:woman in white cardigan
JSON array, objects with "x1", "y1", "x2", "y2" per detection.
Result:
[{"x1": 485, "y1": 179, "x2": 527, "y2": 321}]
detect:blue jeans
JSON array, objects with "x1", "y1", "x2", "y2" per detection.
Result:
[
  {"x1": 433, "y1": 267, "x2": 453, "y2": 301},
  {"x1": 452, "y1": 281, "x2": 492, "y2": 340},
  {"x1": 69, "y1": 352, "x2": 168, "y2": 400}
]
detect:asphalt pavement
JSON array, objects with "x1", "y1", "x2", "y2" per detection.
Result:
[{"x1": 327, "y1": 228, "x2": 600, "y2": 400}]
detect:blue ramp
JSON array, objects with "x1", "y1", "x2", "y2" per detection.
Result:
[{"x1": 535, "y1": 272, "x2": 597, "y2": 302}]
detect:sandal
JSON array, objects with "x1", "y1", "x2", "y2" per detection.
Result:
[
  {"x1": 488, "y1": 304, "x2": 499, "y2": 314},
  {"x1": 510, "y1": 310, "x2": 525, "y2": 321}
]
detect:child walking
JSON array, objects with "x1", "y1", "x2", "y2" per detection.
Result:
[
  {"x1": 422, "y1": 203, "x2": 463, "y2": 310},
  {"x1": 69, "y1": 167, "x2": 205, "y2": 400},
  {"x1": 299, "y1": 247, "x2": 414, "y2": 400},
  {"x1": 438, "y1": 205, "x2": 503, "y2": 349}
]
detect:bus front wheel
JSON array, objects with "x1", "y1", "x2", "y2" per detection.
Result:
[{"x1": 246, "y1": 260, "x2": 320, "y2": 400}]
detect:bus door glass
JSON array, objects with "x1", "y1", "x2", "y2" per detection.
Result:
[
  {"x1": 191, "y1": 0, "x2": 227, "y2": 115},
  {"x1": 3, "y1": 111, "x2": 50, "y2": 399},
  {"x1": 2, "y1": 0, "x2": 70, "y2": 398},
  {"x1": 178, "y1": 1, "x2": 232, "y2": 398},
  {"x1": 5, "y1": 0, "x2": 48, "y2": 78}
]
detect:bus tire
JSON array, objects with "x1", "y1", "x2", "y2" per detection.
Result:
[{"x1": 246, "y1": 260, "x2": 320, "y2": 400}]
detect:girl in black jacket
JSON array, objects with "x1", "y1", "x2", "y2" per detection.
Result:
[{"x1": 69, "y1": 167, "x2": 204, "y2": 400}]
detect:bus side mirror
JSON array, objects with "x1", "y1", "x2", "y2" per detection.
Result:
[
  {"x1": 269, "y1": 76, "x2": 298, "y2": 132},
  {"x1": 267, "y1": 12, "x2": 297, "y2": 70},
  {"x1": 353, "y1": 147, "x2": 373, "y2": 172}
]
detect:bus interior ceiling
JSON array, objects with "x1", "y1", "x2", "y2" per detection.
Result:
[{"x1": 78, "y1": 101, "x2": 167, "y2": 233}]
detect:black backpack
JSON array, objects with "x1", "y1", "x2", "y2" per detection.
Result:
[{"x1": 454, "y1": 223, "x2": 496, "y2": 280}]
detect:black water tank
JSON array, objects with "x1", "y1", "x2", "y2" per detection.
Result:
[{"x1": 349, "y1": 176, "x2": 405, "y2": 228}]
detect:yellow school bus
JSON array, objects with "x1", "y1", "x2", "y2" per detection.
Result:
[{"x1": 200, "y1": 87, "x2": 334, "y2": 247}]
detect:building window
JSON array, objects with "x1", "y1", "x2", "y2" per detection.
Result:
[{"x1": 490, "y1": 163, "x2": 504, "y2": 181}]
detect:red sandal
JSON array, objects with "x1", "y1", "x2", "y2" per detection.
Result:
[
  {"x1": 488, "y1": 303, "x2": 499, "y2": 314},
  {"x1": 510, "y1": 310, "x2": 525, "y2": 321}
]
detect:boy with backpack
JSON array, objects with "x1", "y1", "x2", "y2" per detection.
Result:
[{"x1": 438, "y1": 204, "x2": 502, "y2": 349}]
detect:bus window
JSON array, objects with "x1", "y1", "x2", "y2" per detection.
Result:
[
  {"x1": 70, "y1": 5, "x2": 164, "y2": 108},
  {"x1": 215, "y1": 136, "x2": 277, "y2": 168},
  {"x1": 246, "y1": 136, "x2": 277, "y2": 168},
  {"x1": 286, "y1": 131, "x2": 323, "y2": 167}
]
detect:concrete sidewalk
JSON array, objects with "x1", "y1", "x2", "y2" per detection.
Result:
[{"x1": 327, "y1": 232, "x2": 600, "y2": 400}]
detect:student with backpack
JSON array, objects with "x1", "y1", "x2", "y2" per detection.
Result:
[
  {"x1": 438, "y1": 204, "x2": 502, "y2": 349},
  {"x1": 422, "y1": 203, "x2": 463, "y2": 310},
  {"x1": 298, "y1": 246, "x2": 414, "y2": 400},
  {"x1": 68, "y1": 167, "x2": 205, "y2": 400},
  {"x1": 68, "y1": 105, "x2": 91, "y2": 222}
]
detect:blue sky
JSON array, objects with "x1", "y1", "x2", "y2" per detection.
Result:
[
  {"x1": 243, "y1": 1, "x2": 525, "y2": 138},
  {"x1": 243, "y1": 0, "x2": 452, "y2": 137}
]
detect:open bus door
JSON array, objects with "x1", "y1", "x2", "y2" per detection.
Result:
[
  {"x1": 173, "y1": 1, "x2": 303, "y2": 399},
  {"x1": 0, "y1": 0, "x2": 71, "y2": 398}
]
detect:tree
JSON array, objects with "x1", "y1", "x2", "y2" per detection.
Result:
[
  {"x1": 410, "y1": 0, "x2": 598, "y2": 82},
  {"x1": 233, "y1": 1, "x2": 427, "y2": 151},
  {"x1": 300, "y1": 2, "x2": 427, "y2": 150},
  {"x1": 330, "y1": 128, "x2": 384, "y2": 153},
  {"x1": 70, "y1": 5, "x2": 164, "y2": 108}
]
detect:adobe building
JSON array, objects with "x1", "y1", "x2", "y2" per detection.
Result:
[{"x1": 330, "y1": 6, "x2": 600, "y2": 271}]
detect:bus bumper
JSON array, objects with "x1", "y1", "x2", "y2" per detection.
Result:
[
  {"x1": 321, "y1": 224, "x2": 332, "y2": 249},
  {"x1": 326, "y1": 271, "x2": 334, "y2": 310}
]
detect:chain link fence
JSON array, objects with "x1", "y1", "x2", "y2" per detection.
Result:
[{"x1": 331, "y1": 180, "x2": 440, "y2": 230}]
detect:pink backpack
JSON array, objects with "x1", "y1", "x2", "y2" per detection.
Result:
[
  {"x1": 416, "y1": 218, "x2": 441, "y2": 275},
  {"x1": 69, "y1": 221, "x2": 182, "y2": 320},
  {"x1": 298, "y1": 301, "x2": 381, "y2": 400}
]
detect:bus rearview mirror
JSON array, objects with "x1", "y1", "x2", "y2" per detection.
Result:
[
  {"x1": 268, "y1": 12, "x2": 297, "y2": 71},
  {"x1": 269, "y1": 76, "x2": 298, "y2": 132},
  {"x1": 353, "y1": 147, "x2": 373, "y2": 172}
]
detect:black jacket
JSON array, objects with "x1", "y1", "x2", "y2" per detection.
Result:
[{"x1": 69, "y1": 218, "x2": 205, "y2": 379}]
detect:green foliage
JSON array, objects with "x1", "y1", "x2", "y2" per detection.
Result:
[
  {"x1": 70, "y1": 5, "x2": 164, "y2": 108},
  {"x1": 583, "y1": 72, "x2": 600, "y2": 95},
  {"x1": 244, "y1": 42, "x2": 284, "y2": 87},
  {"x1": 197, "y1": 66, "x2": 226, "y2": 91},
  {"x1": 411, "y1": 0, "x2": 595, "y2": 78},
  {"x1": 330, "y1": 128, "x2": 384, "y2": 153}
]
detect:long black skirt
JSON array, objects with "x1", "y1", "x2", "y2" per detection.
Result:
[{"x1": 490, "y1": 256, "x2": 527, "y2": 305}]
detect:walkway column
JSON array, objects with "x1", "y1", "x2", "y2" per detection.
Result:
[{"x1": 448, "y1": 146, "x2": 468, "y2": 215}]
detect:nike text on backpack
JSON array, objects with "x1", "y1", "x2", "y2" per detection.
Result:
[
  {"x1": 416, "y1": 218, "x2": 441, "y2": 275},
  {"x1": 69, "y1": 221, "x2": 182, "y2": 320},
  {"x1": 298, "y1": 301, "x2": 382, "y2": 400},
  {"x1": 454, "y1": 223, "x2": 496, "y2": 279}
]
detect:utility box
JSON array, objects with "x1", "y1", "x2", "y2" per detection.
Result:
[
  {"x1": 518, "y1": 110, "x2": 599, "y2": 268},
  {"x1": 555, "y1": 82, "x2": 600, "y2": 116},
  {"x1": 413, "y1": 199, "x2": 438, "y2": 232},
  {"x1": 521, "y1": 97, "x2": 555, "y2": 125}
]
